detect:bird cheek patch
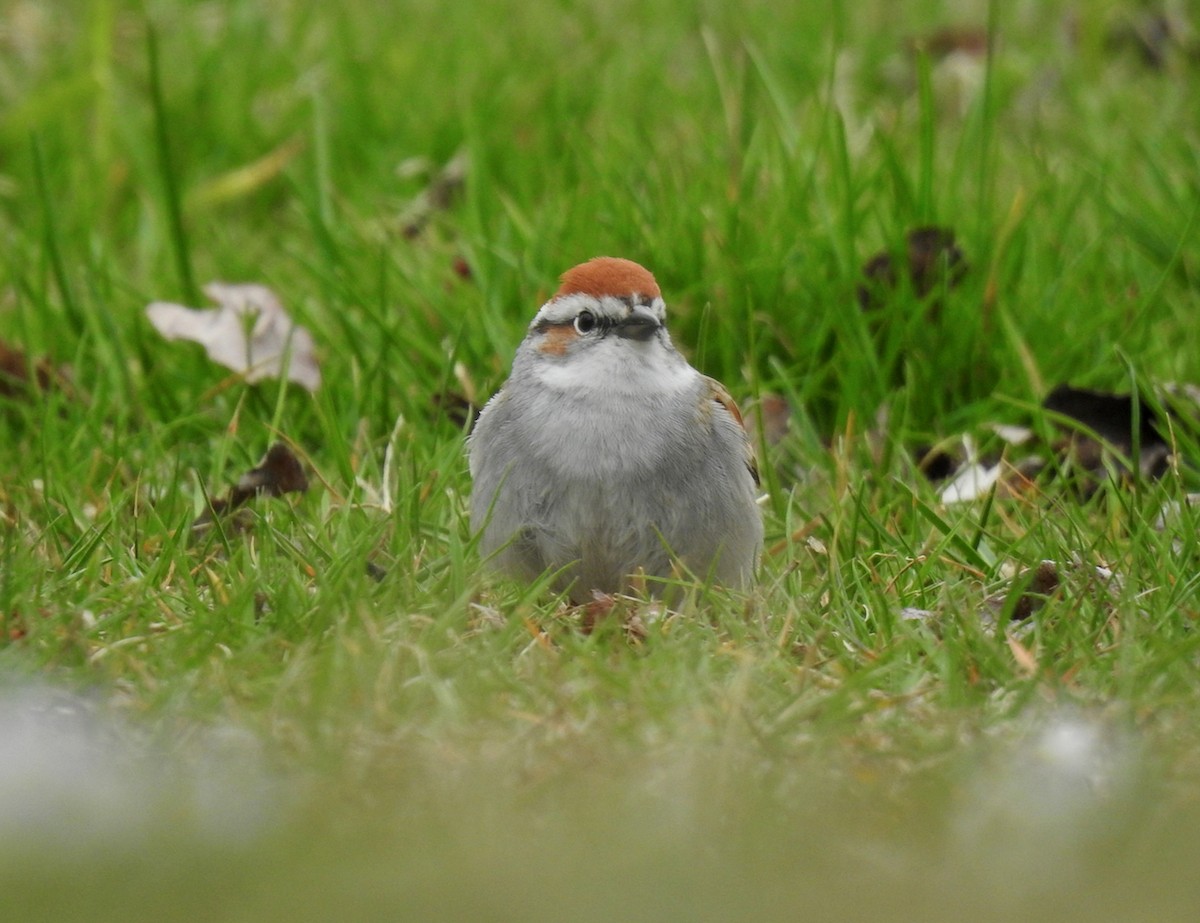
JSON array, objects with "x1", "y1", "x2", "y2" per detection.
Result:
[{"x1": 536, "y1": 323, "x2": 579, "y2": 357}]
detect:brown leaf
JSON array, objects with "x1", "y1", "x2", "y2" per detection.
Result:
[
  {"x1": 920, "y1": 433, "x2": 1045, "y2": 503},
  {"x1": 235, "y1": 442, "x2": 309, "y2": 499},
  {"x1": 1000, "y1": 560, "x2": 1061, "y2": 623},
  {"x1": 580, "y1": 591, "x2": 618, "y2": 635},
  {"x1": 365, "y1": 561, "x2": 388, "y2": 583},
  {"x1": 1006, "y1": 632, "x2": 1038, "y2": 675},
  {"x1": 1044, "y1": 385, "x2": 1163, "y2": 454},
  {"x1": 430, "y1": 390, "x2": 478, "y2": 429},
  {"x1": 858, "y1": 226, "x2": 968, "y2": 311},
  {"x1": 0, "y1": 338, "x2": 56, "y2": 400},
  {"x1": 193, "y1": 442, "x2": 309, "y2": 532},
  {"x1": 910, "y1": 27, "x2": 989, "y2": 60},
  {"x1": 399, "y1": 151, "x2": 469, "y2": 238},
  {"x1": 578, "y1": 590, "x2": 653, "y2": 642},
  {"x1": 743, "y1": 393, "x2": 792, "y2": 448},
  {"x1": 914, "y1": 443, "x2": 960, "y2": 482},
  {"x1": 1106, "y1": 10, "x2": 1198, "y2": 71},
  {"x1": 1044, "y1": 384, "x2": 1170, "y2": 481}
]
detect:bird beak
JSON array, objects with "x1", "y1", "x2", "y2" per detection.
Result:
[{"x1": 614, "y1": 306, "x2": 661, "y2": 341}]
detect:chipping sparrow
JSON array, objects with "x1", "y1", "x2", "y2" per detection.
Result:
[{"x1": 468, "y1": 257, "x2": 763, "y2": 603}]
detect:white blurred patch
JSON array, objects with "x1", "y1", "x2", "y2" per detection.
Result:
[
  {"x1": 938, "y1": 435, "x2": 1000, "y2": 504},
  {"x1": 939, "y1": 459, "x2": 1001, "y2": 504},
  {"x1": 950, "y1": 712, "x2": 1135, "y2": 893},
  {"x1": 0, "y1": 685, "x2": 153, "y2": 850},
  {"x1": 1154, "y1": 493, "x2": 1200, "y2": 554},
  {"x1": 0, "y1": 682, "x2": 283, "y2": 855},
  {"x1": 988, "y1": 423, "x2": 1034, "y2": 445},
  {"x1": 146, "y1": 282, "x2": 321, "y2": 392}
]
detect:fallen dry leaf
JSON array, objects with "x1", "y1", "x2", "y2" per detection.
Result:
[
  {"x1": 987, "y1": 560, "x2": 1061, "y2": 624},
  {"x1": 193, "y1": 442, "x2": 309, "y2": 532},
  {"x1": 430, "y1": 390, "x2": 478, "y2": 429},
  {"x1": 890, "y1": 29, "x2": 990, "y2": 115},
  {"x1": 929, "y1": 434, "x2": 1044, "y2": 504},
  {"x1": 0, "y1": 338, "x2": 56, "y2": 400},
  {"x1": 577, "y1": 590, "x2": 659, "y2": 642},
  {"x1": 580, "y1": 591, "x2": 619, "y2": 635},
  {"x1": 398, "y1": 151, "x2": 469, "y2": 238},
  {"x1": 915, "y1": 28, "x2": 987, "y2": 59},
  {"x1": 232, "y1": 442, "x2": 309, "y2": 499},
  {"x1": 858, "y1": 226, "x2": 968, "y2": 312},
  {"x1": 1043, "y1": 384, "x2": 1163, "y2": 455},
  {"x1": 1044, "y1": 383, "x2": 1171, "y2": 481},
  {"x1": 918, "y1": 378, "x2": 1200, "y2": 503},
  {"x1": 1153, "y1": 493, "x2": 1200, "y2": 555},
  {"x1": 980, "y1": 558, "x2": 1120, "y2": 633},
  {"x1": 147, "y1": 283, "x2": 321, "y2": 392},
  {"x1": 743, "y1": 393, "x2": 792, "y2": 448},
  {"x1": 433, "y1": 360, "x2": 482, "y2": 429},
  {"x1": 939, "y1": 457, "x2": 1002, "y2": 504},
  {"x1": 1106, "y1": 8, "x2": 1198, "y2": 71},
  {"x1": 1006, "y1": 632, "x2": 1039, "y2": 675}
]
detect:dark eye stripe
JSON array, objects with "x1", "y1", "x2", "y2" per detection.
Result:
[{"x1": 534, "y1": 316, "x2": 611, "y2": 334}]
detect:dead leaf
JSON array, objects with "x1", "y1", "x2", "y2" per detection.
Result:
[
  {"x1": 858, "y1": 226, "x2": 968, "y2": 312},
  {"x1": 913, "y1": 443, "x2": 960, "y2": 482},
  {"x1": 432, "y1": 359, "x2": 481, "y2": 429},
  {"x1": 430, "y1": 390, "x2": 477, "y2": 429},
  {"x1": 365, "y1": 561, "x2": 389, "y2": 583},
  {"x1": 1106, "y1": 9, "x2": 1198, "y2": 71},
  {"x1": 1043, "y1": 384, "x2": 1170, "y2": 481},
  {"x1": 896, "y1": 30, "x2": 990, "y2": 115},
  {"x1": 193, "y1": 442, "x2": 309, "y2": 532},
  {"x1": 1043, "y1": 385, "x2": 1162, "y2": 454},
  {"x1": 578, "y1": 590, "x2": 655, "y2": 642},
  {"x1": 910, "y1": 27, "x2": 989, "y2": 60},
  {"x1": 930, "y1": 434, "x2": 1044, "y2": 503},
  {"x1": 988, "y1": 423, "x2": 1035, "y2": 445},
  {"x1": 922, "y1": 378, "x2": 1197, "y2": 504},
  {"x1": 147, "y1": 283, "x2": 321, "y2": 392},
  {"x1": 1153, "y1": 493, "x2": 1200, "y2": 553},
  {"x1": 0, "y1": 338, "x2": 57, "y2": 399},
  {"x1": 940, "y1": 457, "x2": 1001, "y2": 504},
  {"x1": 1006, "y1": 632, "x2": 1038, "y2": 675},
  {"x1": 580, "y1": 591, "x2": 618, "y2": 635},
  {"x1": 233, "y1": 442, "x2": 309, "y2": 499},
  {"x1": 987, "y1": 560, "x2": 1061, "y2": 624},
  {"x1": 744, "y1": 393, "x2": 792, "y2": 448},
  {"x1": 982, "y1": 558, "x2": 1120, "y2": 633},
  {"x1": 398, "y1": 151, "x2": 469, "y2": 238}
]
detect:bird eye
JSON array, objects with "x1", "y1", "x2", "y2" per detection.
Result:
[{"x1": 574, "y1": 311, "x2": 597, "y2": 335}]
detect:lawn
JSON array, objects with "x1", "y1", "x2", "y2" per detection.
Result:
[{"x1": 2, "y1": 0, "x2": 1200, "y2": 919}]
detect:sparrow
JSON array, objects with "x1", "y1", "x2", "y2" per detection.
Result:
[{"x1": 468, "y1": 257, "x2": 763, "y2": 603}]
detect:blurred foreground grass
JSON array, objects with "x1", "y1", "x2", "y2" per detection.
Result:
[{"x1": 3, "y1": 681, "x2": 1200, "y2": 922}]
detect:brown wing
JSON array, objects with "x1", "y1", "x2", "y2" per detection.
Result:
[{"x1": 706, "y1": 377, "x2": 761, "y2": 487}]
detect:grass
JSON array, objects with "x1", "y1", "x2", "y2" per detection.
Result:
[{"x1": 2, "y1": 0, "x2": 1200, "y2": 919}]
